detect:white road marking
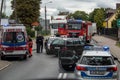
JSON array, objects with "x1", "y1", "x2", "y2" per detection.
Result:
[
  {"x1": 58, "y1": 73, "x2": 63, "y2": 79},
  {"x1": 0, "y1": 63, "x2": 11, "y2": 71},
  {"x1": 63, "y1": 73, "x2": 67, "y2": 79}
]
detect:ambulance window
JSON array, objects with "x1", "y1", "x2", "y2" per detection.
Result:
[{"x1": 3, "y1": 32, "x2": 13, "y2": 43}]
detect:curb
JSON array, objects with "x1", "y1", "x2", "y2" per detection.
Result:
[{"x1": 0, "y1": 62, "x2": 11, "y2": 71}]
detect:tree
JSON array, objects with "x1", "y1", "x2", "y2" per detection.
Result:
[
  {"x1": 1, "y1": 12, "x2": 8, "y2": 18},
  {"x1": 112, "y1": 20, "x2": 117, "y2": 28},
  {"x1": 66, "y1": 11, "x2": 88, "y2": 20},
  {"x1": 10, "y1": 0, "x2": 41, "y2": 27},
  {"x1": 72, "y1": 11, "x2": 88, "y2": 20},
  {"x1": 116, "y1": 7, "x2": 120, "y2": 19},
  {"x1": 94, "y1": 8, "x2": 105, "y2": 28}
]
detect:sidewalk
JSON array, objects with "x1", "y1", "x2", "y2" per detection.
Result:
[
  {"x1": 92, "y1": 35, "x2": 120, "y2": 62},
  {"x1": 0, "y1": 61, "x2": 11, "y2": 71}
]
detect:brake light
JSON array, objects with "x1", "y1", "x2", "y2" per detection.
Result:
[
  {"x1": 76, "y1": 66, "x2": 86, "y2": 71},
  {"x1": 107, "y1": 66, "x2": 117, "y2": 71}
]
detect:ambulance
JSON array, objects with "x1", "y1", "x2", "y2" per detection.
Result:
[{"x1": 0, "y1": 24, "x2": 29, "y2": 60}]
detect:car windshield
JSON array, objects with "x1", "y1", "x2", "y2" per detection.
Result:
[
  {"x1": 68, "y1": 23, "x2": 81, "y2": 30},
  {"x1": 48, "y1": 38, "x2": 56, "y2": 44},
  {"x1": 80, "y1": 56, "x2": 114, "y2": 65}
]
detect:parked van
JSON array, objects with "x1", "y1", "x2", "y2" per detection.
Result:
[{"x1": 0, "y1": 24, "x2": 29, "y2": 60}]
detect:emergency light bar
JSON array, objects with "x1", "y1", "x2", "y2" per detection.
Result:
[
  {"x1": 84, "y1": 45, "x2": 110, "y2": 51},
  {"x1": 67, "y1": 19, "x2": 82, "y2": 23},
  {"x1": 1, "y1": 24, "x2": 24, "y2": 27},
  {"x1": 103, "y1": 46, "x2": 109, "y2": 51}
]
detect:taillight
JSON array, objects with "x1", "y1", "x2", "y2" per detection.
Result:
[
  {"x1": 107, "y1": 66, "x2": 117, "y2": 71},
  {"x1": 62, "y1": 47, "x2": 67, "y2": 51},
  {"x1": 76, "y1": 66, "x2": 87, "y2": 71}
]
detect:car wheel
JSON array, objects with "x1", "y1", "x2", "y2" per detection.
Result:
[
  {"x1": 23, "y1": 54, "x2": 27, "y2": 60},
  {"x1": 1, "y1": 55, "x2": 5, "y2": 60},
  {"x1": 46, "y1": 51, "x2": 50, "y2": 55}
]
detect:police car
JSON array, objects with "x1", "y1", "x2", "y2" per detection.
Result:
[{"x1": 74, "y1": 46, "x2": 118, "y2": 80}]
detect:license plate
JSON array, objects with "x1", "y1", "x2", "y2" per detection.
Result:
[
  {"x1": 72, "y1": 33, "x2": 76, "y2": 36},
  {"x1": 54, "y1": 47, "x2": 60, "y2": 49},
  {"x1": 90, "y1": 71, "x2": 105, "y2": 75}
]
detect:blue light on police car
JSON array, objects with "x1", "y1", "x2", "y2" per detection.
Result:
[{"x1": 103, "y1": 46, "x2": 109, "y2": 51}]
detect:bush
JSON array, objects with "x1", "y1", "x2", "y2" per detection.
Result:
[{"x1": 41, "y1": 30, "x2": 50, "y2": 36}]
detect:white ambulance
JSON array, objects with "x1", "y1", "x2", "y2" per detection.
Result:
[{"x1": 0, "y1": 24, "x2": 29, "y2": 60}]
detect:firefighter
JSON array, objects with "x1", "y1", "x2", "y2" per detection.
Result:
[{"x1": 28, "y1": 36, "x2": 33, "y2": 57}]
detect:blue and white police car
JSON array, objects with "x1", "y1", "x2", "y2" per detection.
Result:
[{"x1": 74, "y1": 46, "x2": 118, "y2": 80}]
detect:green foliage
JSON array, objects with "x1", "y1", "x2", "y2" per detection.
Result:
[
  {"x1": 116, "y1": 41, "x2": 120, "y2": 47},
  {"x1": 41, "y1": 30, "x2": 50, "y2": 36},
  {"x1": 94, "y1": 8, "x2": 105, "y2": 28},
  {"x1": 1, "y1": 12, "x2": 8, "y2": 18},
  {"x1": 34, "y1": 26, "x2": 42, "y2": 31},
  {"x1": 26, "y1": 27, "x2": 35, "y2": 37},
  {"x1": 116, "y1": 7, "x2": 120, "y2": 19},
  {"x1": 112, "y1": 20, "x2": 117, "y2": 28},
  {"x1": 10, "y1": 0, "x2": 41, "y2": 26},
  {"x1": 66, "y1": 11, "x2": 88, "y2": 20},
  {"x1": 73, "y1": 11, "x2": 88, "y2": 20}
]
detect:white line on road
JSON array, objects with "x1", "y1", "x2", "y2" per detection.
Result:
[
  {"x1": 0, "y1": 63, "x2": 11, "y2": 71},
  {"x1": 63, "y1": 73, "x2": 67, "y2": 79},
  {"x1": 58, "y1": 73, "x2": 63, "y2": 79}
]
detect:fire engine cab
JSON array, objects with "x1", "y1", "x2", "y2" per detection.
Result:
[
  {"x1": 0, "y1": 24, "x2": 29, "y2": 60},
  {"x1": 58, "y1": 19, "x2": 93, "y2": 43}
]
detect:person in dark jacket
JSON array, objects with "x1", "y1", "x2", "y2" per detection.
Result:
[{"x1": 36, "y1": 34, "x2": 44, "y2": 53}]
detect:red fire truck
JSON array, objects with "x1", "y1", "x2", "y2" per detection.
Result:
[{"x1": 58, "y1": 19, "x2": 93, "y2": 42}]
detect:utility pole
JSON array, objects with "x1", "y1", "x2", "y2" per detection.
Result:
[
  {"x1": 45, "y1": 5, "x2": 47, "y2": 34},
  {"x1": 44, "y1": 1, "x2": 52, "y2": 35},
  {"x1": 0, "y1": 0, "x2": 4, "y2": 25}
]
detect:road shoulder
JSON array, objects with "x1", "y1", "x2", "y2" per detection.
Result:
[{"x1": 0, "y1": 60, "x2": 11, "y2": 71}]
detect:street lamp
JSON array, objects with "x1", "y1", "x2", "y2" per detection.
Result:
[{"x1": 45, "y1": 1, "x2": 52, "y2": 35}]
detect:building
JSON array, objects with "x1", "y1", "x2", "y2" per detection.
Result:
[
  {"x1": 103, "y1": 3, "x2": 120, "y2": 28},
  {"x1": 103, "y1": 10, "x2": 116, "y2": 28}
]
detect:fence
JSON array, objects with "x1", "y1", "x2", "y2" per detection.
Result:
[{"x1": 98, "y1": 27, "x2": 118, "y2": 40}]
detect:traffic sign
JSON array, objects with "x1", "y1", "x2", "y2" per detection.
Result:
[{"x1": 117, "y1": 19, "x2": 120, "y2": 27}]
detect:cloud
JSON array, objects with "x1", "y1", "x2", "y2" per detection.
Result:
[{"x1": 4, "y1": 0, "x2": 120, "y2": 17}]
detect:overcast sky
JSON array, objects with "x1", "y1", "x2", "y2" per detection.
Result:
[{"x1": 1, "y1": 0, "x2": 120, "y2": 18}]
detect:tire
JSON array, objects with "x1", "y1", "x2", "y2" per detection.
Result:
[
  {"x1": 1, "y1": 55, "x2": 5, "y2": 60},
  {"x1": 23, "y1": 54, "x2": 27, "y2": 60}
]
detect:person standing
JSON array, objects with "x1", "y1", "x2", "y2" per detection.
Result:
[
  {"x1": 36, "y1": 34, "x2": 44, "y2": 53},
  {"x1": 28, "y1": 36, "x2": 33, "y2": 57}
]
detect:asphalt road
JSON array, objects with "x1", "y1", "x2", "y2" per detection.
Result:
[
  {"x1": 0, "y1": 40, "x2": 120, "y2": 80},
  {"x1": 0, "y1": 49, "x2": 60, "y2": 80}
]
